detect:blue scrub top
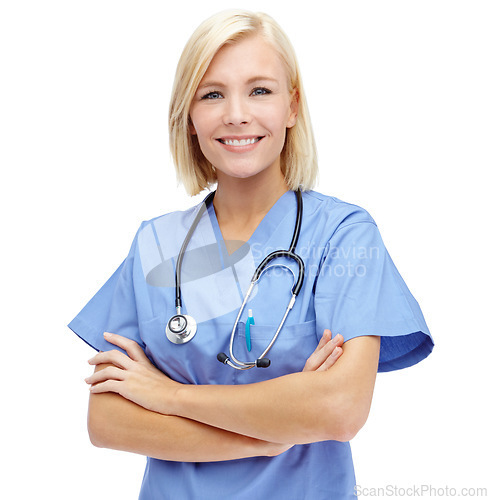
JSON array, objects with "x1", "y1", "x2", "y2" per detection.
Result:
[{"x1": 69, "y1": 190, "x2": 433, "y2": 499}]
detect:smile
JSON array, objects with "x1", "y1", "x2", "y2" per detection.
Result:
[{"x1": 217, "y1": 137, "x2": 263, "y2": 146}]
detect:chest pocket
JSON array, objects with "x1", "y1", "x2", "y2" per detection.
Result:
[
  {"x1": 232, "y1": 319, "x2": 318, "y2": 384},
  {"x1": 141, "y1": 313, "x2": 318, "y2": 386}
]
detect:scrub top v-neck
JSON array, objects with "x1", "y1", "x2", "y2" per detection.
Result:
[
  {"x1": 206, "y1": 190, "x2": 298, "y2": 307},
  {"x1": 207, "y1": 189, "x2": 296, "y2": 250}
]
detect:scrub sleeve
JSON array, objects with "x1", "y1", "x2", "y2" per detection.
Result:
[
  {"x1": 68, "y1": 224, "x2": 144, "y2": 354},
  {"x1": 314, "y1": 217, "x2": 433, "y2": 371}
]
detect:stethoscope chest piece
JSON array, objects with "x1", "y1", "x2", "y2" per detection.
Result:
[{"x1": 166, "y1": 314, "x2": 197, "y2": 344}]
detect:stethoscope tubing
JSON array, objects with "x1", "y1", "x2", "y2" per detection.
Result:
[
  {"x1": 174, "y1": 192, "x2": 216, "y2": 310},
  {"x1": 226, "y1": 265, "x2": 299, "y2": 370},
  {"x1": 221, "y1": 189, "x2": 305, "y2": 369},
  {"x1": 168, "y1": 188, "x2": 305, "y2": 370},
  {"x1": 252, "y1": 250, "x2": 304, "y2": 296}
]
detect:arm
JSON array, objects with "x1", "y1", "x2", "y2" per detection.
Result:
[
  {"x1": 173, "y1": 335, "x2": 380, "y2": 444},
  {"x1": 88, "y1": 364, "x2": 283, "y2": 462},
  {"x1": 87, "y1": 329, "x2": 343, "y2": 461}
]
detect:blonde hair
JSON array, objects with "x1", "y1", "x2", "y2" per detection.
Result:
[{"x1": 169, "y1": 9, "x2": 318, "y2": 196}]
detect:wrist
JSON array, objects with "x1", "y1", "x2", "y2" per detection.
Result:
[
  {"x1": 150, "y1": 372, "x2": 186, "y2": 416},
  {"x1": 168, "y1": 380, "x2": 190, "y2": 417}
]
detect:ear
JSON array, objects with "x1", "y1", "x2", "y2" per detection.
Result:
[{"x1": 286, "y1": 88, "x2": 299, "y2": 128}]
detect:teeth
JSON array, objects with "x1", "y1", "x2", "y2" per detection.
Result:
[{"x1": 222, "y1": 137, "x2": 260, "y2": 146}]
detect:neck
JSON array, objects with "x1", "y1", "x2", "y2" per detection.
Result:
[
  {"x1": 213, "y1": 171, "x2": 289, "y2": 225},
  {"x1": 211, "y1": 167, "x2": 289, "y2": 244}
]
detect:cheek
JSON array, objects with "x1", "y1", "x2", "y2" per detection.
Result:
[
  {"x1": 267, "y1": 113, "x2": 291, "y2": 145},
  {"x1": 261, "y1": 103, "x2": 293, "y2": 136},
  {"x1": 190, "y1": 109, "x2": 218, "y2": 142}
]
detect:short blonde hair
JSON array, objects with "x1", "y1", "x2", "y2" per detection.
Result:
[{"x1": 169, "y1": 9, "x2": 318, "y2": 196}]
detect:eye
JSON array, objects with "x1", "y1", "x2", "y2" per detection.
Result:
[
  {"x1": 201, "y1": 91, "x2": 223, "y2": 100},
  {"x1": 251, "y1": 87, "x2": 271, "y2": 96}
]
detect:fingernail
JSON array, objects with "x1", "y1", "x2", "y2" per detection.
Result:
[{"x1": 104, "y1": 332, "x2": 112, "y2": 339}]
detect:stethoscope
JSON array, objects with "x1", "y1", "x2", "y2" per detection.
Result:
[{"x1": 166, "y1": 189, "x2": 305, "y2": 370}]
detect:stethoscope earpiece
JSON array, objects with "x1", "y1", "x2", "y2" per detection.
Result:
[
  {"x1": 256, "y1": 358, "x2": 271, "y2": 368},
  {"x1": 217, "y1": 352, "x2": 271, "y2": 368}
]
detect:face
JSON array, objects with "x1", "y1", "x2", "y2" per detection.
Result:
[{"x1": 189, "y1": 35, "x2": 298, "y2": 184}]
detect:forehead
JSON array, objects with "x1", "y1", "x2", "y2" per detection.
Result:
[{"x1": 200, "y1": 35, "x2": 289, "y2": 85}]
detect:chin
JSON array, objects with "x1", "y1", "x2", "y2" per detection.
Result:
[
  {"x1": 216, "y1": 162, "x2": 276, "y2": 181},
  {"x1": 221, "y1": 170, "x2": 266, "y2": 181}
]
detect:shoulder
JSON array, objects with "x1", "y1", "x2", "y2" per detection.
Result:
[
  {"x1": 131, "y1": 200, "x2": 207, "y2": 261},
  {"x1": 139, "y1": 200, "x2": 204, "y2": 232},
  {"x1": 303, "y1": 190, "x2": 377, "y2": 236}
]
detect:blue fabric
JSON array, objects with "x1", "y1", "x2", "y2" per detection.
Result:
[{"x1": 68, "y1": 190, "x2": 433, "y2": 499}]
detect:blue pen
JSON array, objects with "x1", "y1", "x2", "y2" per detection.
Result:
[{"x1": 245, "y1": 309, "x2": 254, "y2": 352}]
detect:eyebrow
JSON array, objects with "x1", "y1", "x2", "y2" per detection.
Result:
[{"x1": 197, "y1": 76, "x2": 279, "y2": 90}]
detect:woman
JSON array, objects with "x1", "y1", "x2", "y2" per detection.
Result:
[{"x1": 70, "y1": 10, "x2": 433, "y2": 499}]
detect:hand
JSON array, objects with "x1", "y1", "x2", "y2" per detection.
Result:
[
  {"x1": 85, "y1": 332, "x2": 179, "y2": 414},
  {"x1": 270, "y1": 330, "x2": 343, "y2": 457},
  {"x1": 302, "y1": 329, "x2": 343, "y2": 372}
]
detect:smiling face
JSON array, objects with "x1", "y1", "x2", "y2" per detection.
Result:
[{"x1": 189, "y1": 35, "x2": 298, "y2": 185}]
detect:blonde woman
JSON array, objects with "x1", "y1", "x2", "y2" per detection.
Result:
[{"x1": 71, "y1": 10, "x2": 433, "y2": 499}]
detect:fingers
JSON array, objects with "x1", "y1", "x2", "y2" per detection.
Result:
[
  {"x1": 315, "y1": 346, "x2": 343, "y2": 372},
  {"x1": 303, "y1": 330, "x2": 344, "y2": 372},
  {"x1": 103, "y1": 332, "x2": 147, "y2": 362},
  {"x1": 305, "y1": 329, "x2": 331, "y2": 368},
  {"x1": 88, "y1": 349, "x2": 132, "y2": 370},
  {"x1": 85, "y1": 365, "x2": 125, "y2": 386},
  {"x1": 315, "y1": 329, "x2": 331, "y2": 352},
  {"x1": 88, "y1": 379, "x2": 122, "y2": 395}
]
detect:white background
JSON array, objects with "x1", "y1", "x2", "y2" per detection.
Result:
[{"x1": 1, "y1": 1, "x2": 487, "y2": 498}]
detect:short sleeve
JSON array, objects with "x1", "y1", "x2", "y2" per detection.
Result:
[
  {"x1": 314, "y1": 220, "x2": 433, "y2": 372},
  {"x1": 68, "y1": 226, "x2": 144, "y2": 353}
]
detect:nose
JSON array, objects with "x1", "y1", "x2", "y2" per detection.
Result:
[{"x1": 223, "y1": 95, "x2": 251, "y2": 126}]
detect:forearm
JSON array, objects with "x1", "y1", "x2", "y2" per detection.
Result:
[
  {"x1": 88, "y1": 389, "x2": 283, "y2": 462},
  {"x1": 173, "y1": 371, "x2": 345, "y2": 445},
  {"x1": 86, "y1": 331, "x2": 375, "y2": 451},
  {"x1": 172, "y1": 337, "x2": 380, "y2": 445}
]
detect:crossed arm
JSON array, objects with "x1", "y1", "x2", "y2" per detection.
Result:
[{"x1": 86, "y1": 330, "x2": 380, "y2": 462}]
